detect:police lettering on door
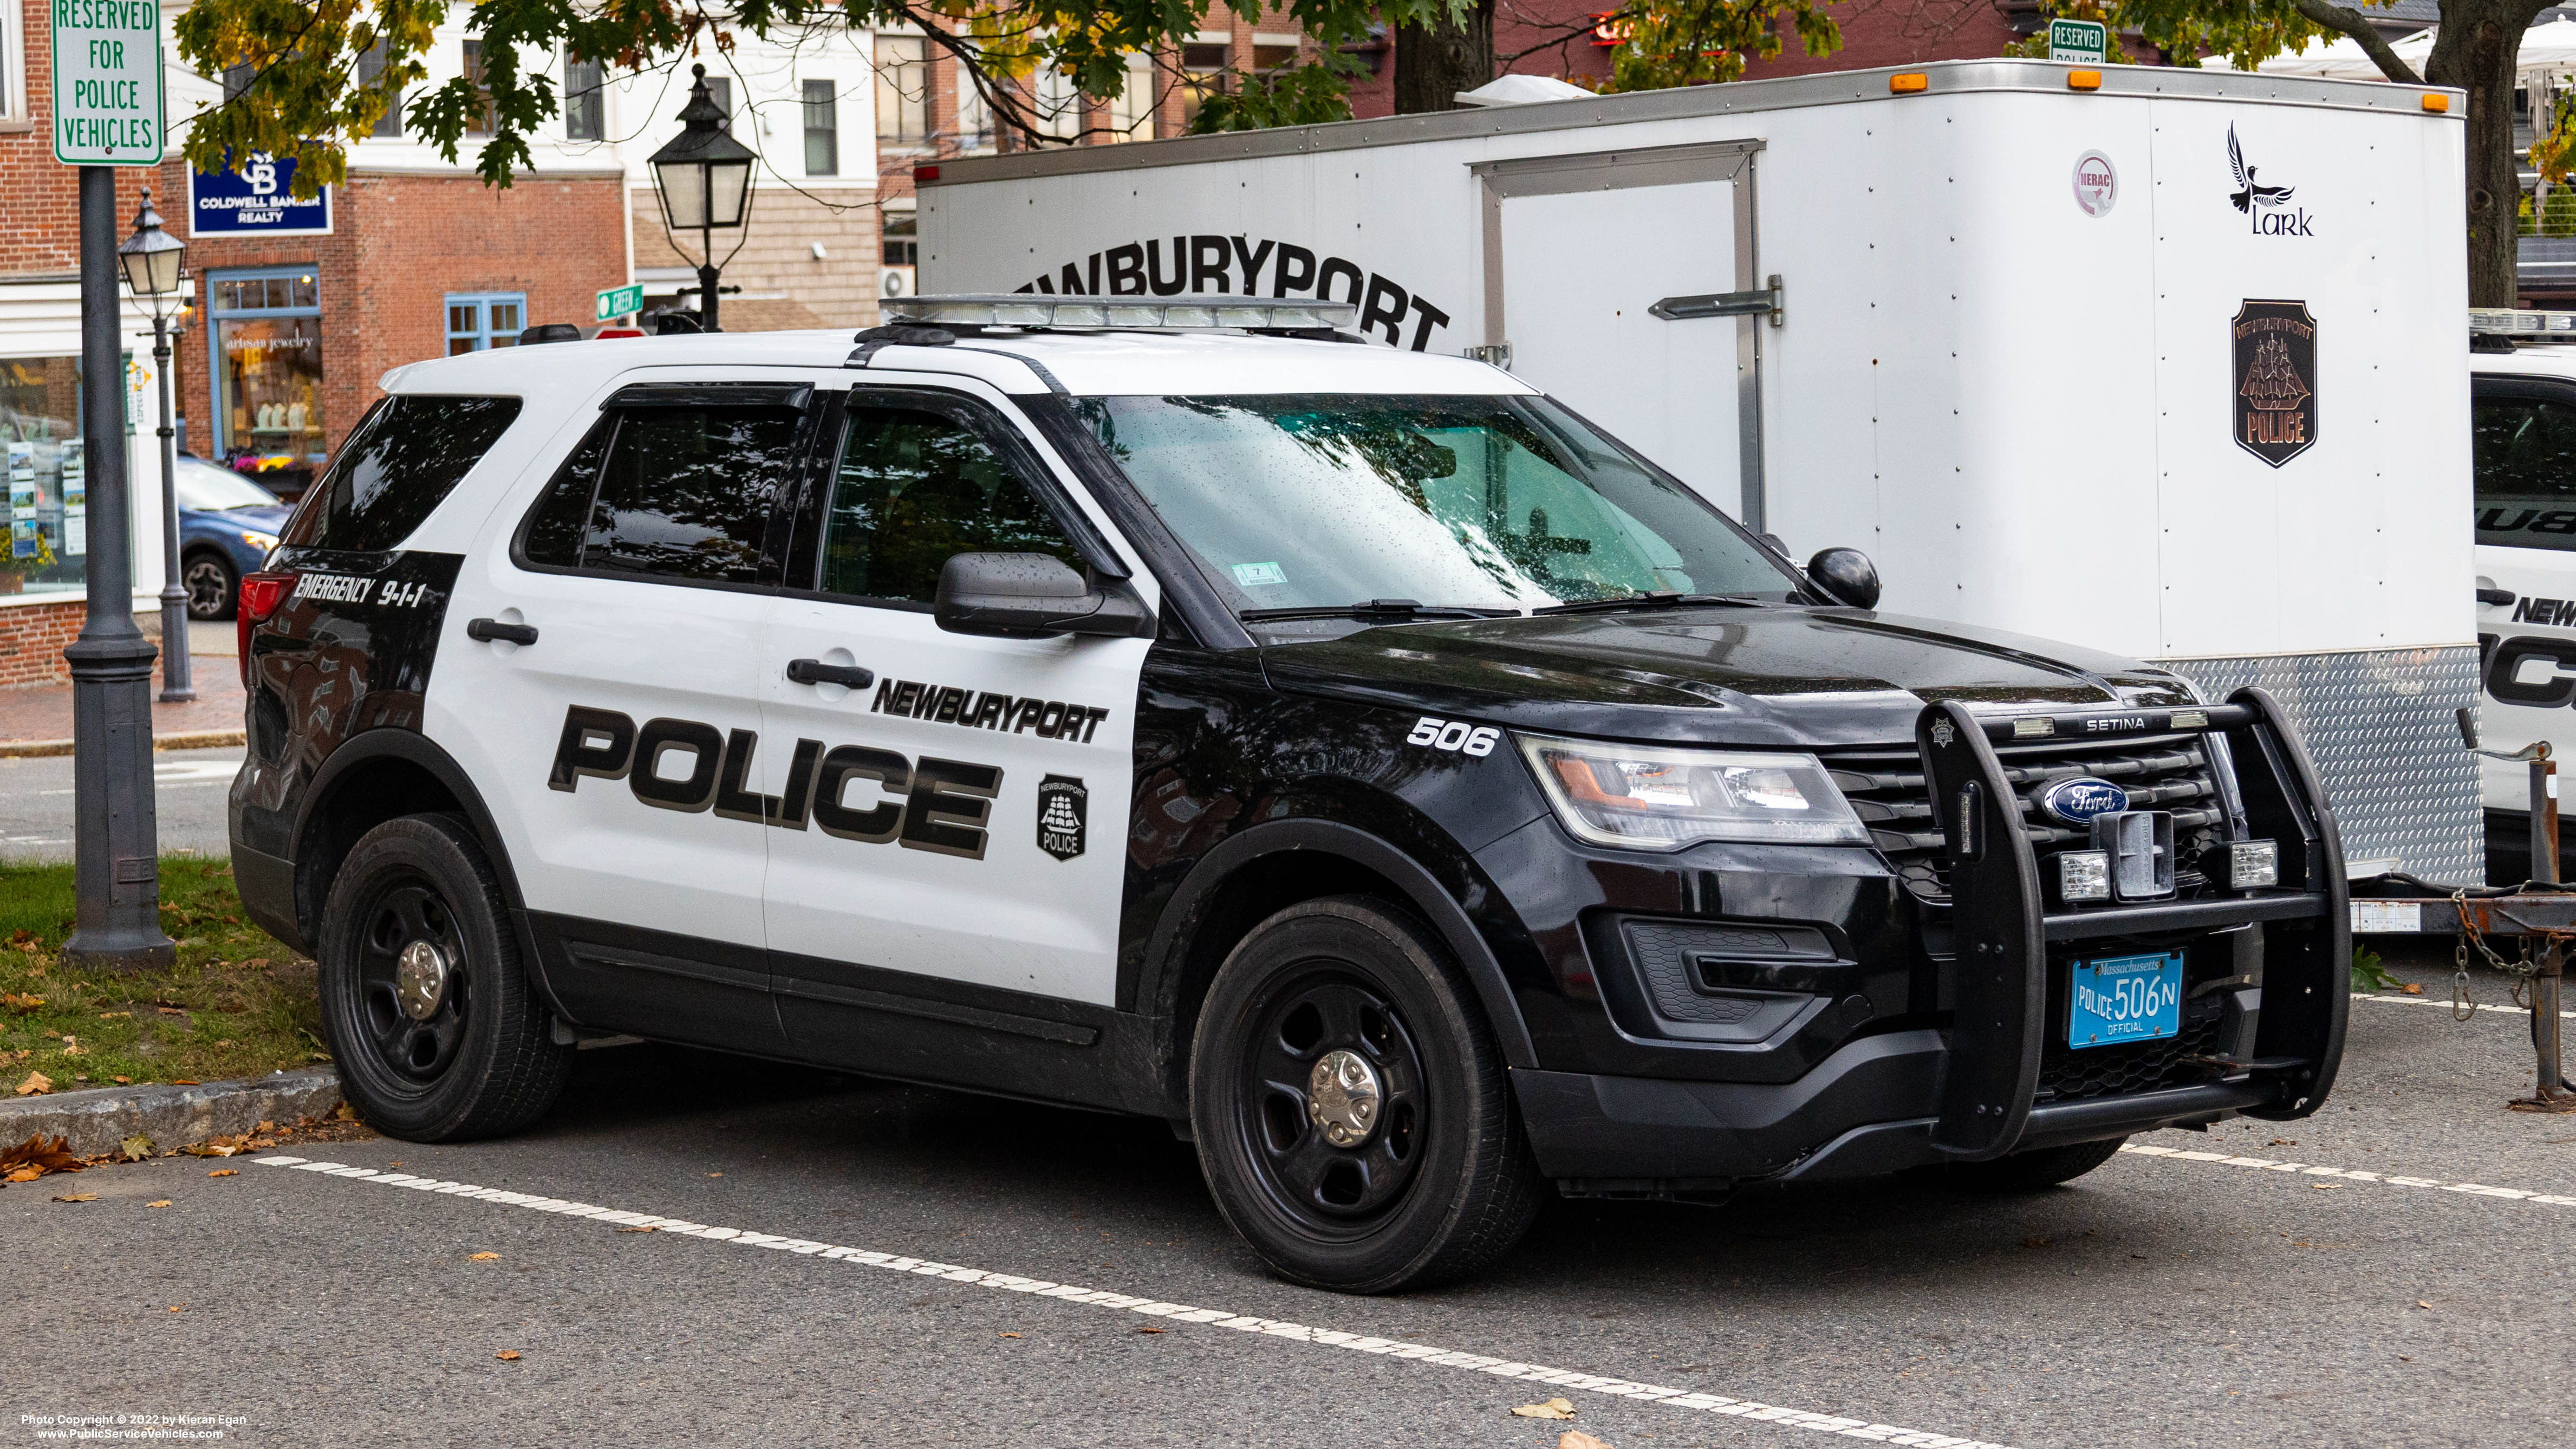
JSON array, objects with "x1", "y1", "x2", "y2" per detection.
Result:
[{"x1": 548, "y1": 705, "x2": 1007, "y2": 860}]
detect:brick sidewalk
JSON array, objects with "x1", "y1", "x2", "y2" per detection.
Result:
[{"x1": 0, "y1": 654, "x2": 245, "y2": 753}]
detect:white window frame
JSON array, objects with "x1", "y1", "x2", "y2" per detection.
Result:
[{"x1": 0, "y1": 0, "x2": 30, "y2": 130}]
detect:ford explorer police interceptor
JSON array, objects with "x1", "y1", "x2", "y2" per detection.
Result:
[
  {"x1": 2471, "y1": 325, "x2": 2576, "y2": 878},
  {"x1": 230, "y1": 297, "x2": 2349, "y2": 1292}
]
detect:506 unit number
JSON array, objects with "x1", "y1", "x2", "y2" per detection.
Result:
[{"x1": 1408, "y1": 717, "x2": 1501, "y2": 756}]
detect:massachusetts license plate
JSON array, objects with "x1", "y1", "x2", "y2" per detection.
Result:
[{"x1": 2068, "y1": 952, "x2": 2185, "y2": 1049}]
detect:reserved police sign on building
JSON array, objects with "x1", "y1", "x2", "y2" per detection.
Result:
[
  {"x1": 190, "y1": 154, "x2": 333, "y2": 237},
  {"x1": 52, "y1": 0, "x2": 164, "y2": 165}
]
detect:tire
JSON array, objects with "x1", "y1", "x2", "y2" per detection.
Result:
[
  {"x1": 1948, "y1": 1135, "x2": 2128, "y2": 1192},
  {"x1": 316, "y1": 813, "x2": 573, "y2": 1141},
  {"x1": 1188, "y1": 895, "x2": 1545, "y2": 1293},
  {"x1": 183, "y1": 550, "x2": 237, "y2": 621}
]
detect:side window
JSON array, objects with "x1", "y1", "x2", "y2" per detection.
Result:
[
  {"x1": 515, "y1": 404, "x2": 798, "y2": 583},
  {"x1": 2475, "y1": 392, "x2": 2576, "y2": 552},
  {"x1": 818, "y1": 404, "x2": 1081, "y2": 603},
  {"x1": 281, "y1": 394, "x2": 522, "y2": 551}
]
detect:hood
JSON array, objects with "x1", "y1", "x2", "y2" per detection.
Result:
[{"x1": 1259, "y1": 606, "x2": 2197, "y2": 748}]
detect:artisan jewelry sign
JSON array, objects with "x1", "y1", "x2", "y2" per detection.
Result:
[{"x1": 52, "y1": 0, "x2": 164, "y2": 166}]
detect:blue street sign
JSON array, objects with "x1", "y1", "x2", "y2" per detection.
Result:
[{"x1": 188, "y1": 155, "x2": 332, "y2": 237}]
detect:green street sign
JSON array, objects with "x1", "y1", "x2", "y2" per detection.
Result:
[
  {"x1": 2049, "y1": 18, "x2": 2109, "y2": 64},
  {"x1": 52, "y1": 0, "x2": 165, "y2": 166},
  {"x1": 596, "y1": 283, "x2": 646, "y2": 321}
]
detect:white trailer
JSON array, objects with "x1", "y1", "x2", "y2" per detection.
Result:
[{"x1": 921, "y1": 59, "x2": 2480, "y2": 880}]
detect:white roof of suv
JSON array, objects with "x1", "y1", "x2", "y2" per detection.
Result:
[{"x1": 380, "y1": 328, "x2": 1533, "y2": 400}]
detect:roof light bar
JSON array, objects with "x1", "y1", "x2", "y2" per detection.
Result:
[
  {"x1": 2471, "y1": 307, "x2": 2576, "y2": 338},
  {"x1": 882, "y1": 293, "x2": 1359, "y2": 333}
]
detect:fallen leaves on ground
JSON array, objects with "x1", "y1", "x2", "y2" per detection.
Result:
[
  {"x1": 998, "y1": 1333, "x2": 1022, "y2": 1338},
  {"x1": 206, "y1": 1169, "x2": 236, "y2": 1178},
  {"x1": 495, "y1": 1350, "x2": 521, "y2": 1361},
  {"x1": 146, "y1": 1199, "x2": 171, "y2": 1208},
  {"x1": 2311, "y1": 1182, "x2": 2342, "y2": 1190},
  {"x1": 51, "y1": 1193, "x2": 97, "y2": 1203},
  {"x1": 1, "y1": 1134, "x2": 83, "y2": 1181},
  {"x1": 15, "y1": 1071, "x2": 51, "y2": 1096},
  {"x1": 119, "y1": 1135, "x2": 154, "y2": 1161},
  {"x1": 1558, "y1": 1433, "x2": 1614, "y2": 1449},
  {"x1": 171, "y1": 1080, "x2": 200, "y2": 1087},
  {"x1": 1136, "y1": 1326, "x2": 1165, "y2": 1334},
  {"x1": 1512, "y1": 1399, "x2": 1577, "y2": 1421},
  {"x1": 469, "y1": 1252, "x2": 500, "y2": 1262},
  {"x1": 2399, "y1": 983, "x2": 2425, "y2": 996},
  {"x1": 614, "y1": 1225, "x2": 655, "y2": 1233},
  {"x1": 3, "y1": 992, "x2": 44, "y2": 1010},
  {"x1": 167, "y1": 1305, "x2": 183, "y2": 1313},
  {"x1": 2416, "y1": 1300, "x2": 2434, "y2": 1309},
  {"x1": 110, "y1": 1076, "x2": 131, "y2": 1085}
]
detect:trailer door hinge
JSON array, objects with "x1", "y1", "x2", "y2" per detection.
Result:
[{"x1": 1649, "y1": 274, "x2": 1784, "y2": 328}]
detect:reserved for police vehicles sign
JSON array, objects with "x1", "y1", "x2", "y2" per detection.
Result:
[{"x1": 52, "y1": 0, "x2": 164, "y2": 166}]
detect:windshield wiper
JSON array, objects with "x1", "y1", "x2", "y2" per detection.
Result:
[
  {"x1": 1533, "y1": 592, "x2": 1767, "y2": 616},
  {"x1": 1239, "y1": 599, "x2": 1520, "y2": 624}
]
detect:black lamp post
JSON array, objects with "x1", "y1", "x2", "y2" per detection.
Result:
[
  {"x1": 118, "y1": 189, "x2": 192, "y2": 704},
  {"x1": 647, "y1": 64, "x2": 757, "y2": 332}
]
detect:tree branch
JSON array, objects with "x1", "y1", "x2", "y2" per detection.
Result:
[{"x1": 2285, "y1": 0, "x2": 2422, "y2": 84}]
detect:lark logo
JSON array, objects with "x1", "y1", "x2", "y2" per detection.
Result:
[{"x1": 2227, "y1": 124, "x2": 2312, "y2": 236}]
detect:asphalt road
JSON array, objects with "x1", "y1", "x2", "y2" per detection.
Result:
[
  {"x1": 0, "y1": 747, "x2": 241, "y2": 863},
  {"x1": 5, "y1": 946, "x2": 2571, "y2": 1448}
]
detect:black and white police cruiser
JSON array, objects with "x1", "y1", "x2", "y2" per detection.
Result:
[{"x1": 230, "y1": 295, "x2": 2350, "y2": 1292}]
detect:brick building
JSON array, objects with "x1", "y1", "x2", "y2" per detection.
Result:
[{"x1": 2, "y1": 0, "x2": 628, "y2": 686}]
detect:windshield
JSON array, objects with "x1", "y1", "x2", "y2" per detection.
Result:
[
  {"x1": 175, "y1": 459, "x2": 282, "y2": 512},
  {"x1": 1075, "y1": 394, "x2": 1799, "y2": 618}
]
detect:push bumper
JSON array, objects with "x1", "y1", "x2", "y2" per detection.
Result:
[{"x1": 1514, "y1": 687, "x2": 2350, "y2": 1190}]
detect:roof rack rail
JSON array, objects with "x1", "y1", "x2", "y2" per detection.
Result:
[
  {"x1": 882, "y1": 294, "x2": 1359, "y2": 334},
  {"x1": 2470, "y1": 307, "x2": 2576, "y2": 339}
]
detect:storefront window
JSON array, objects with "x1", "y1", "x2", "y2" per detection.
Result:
[
  {"x1": 2, "y1": 356, "x2": 90, "y2": 598},
  {"x1": 211, "y1": 267, "x2": 326, "y2": 498}
]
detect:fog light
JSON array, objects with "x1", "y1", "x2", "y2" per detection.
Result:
[
  {"x1": 2229, "y1": 840, "x2": 2280, "y2": 889},
  {"x1": 2057, "y1": 850, "x2": 2111, "y2": 903}
]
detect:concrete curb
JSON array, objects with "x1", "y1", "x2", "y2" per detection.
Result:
[
  {"x1": 0, "y1": 1067, "x2": 341, "y2": 1157},
  {"x1": 0, "y1": 730, "x2": 247, "y2": 759}
]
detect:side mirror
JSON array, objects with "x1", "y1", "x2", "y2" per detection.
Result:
[
  {"x1": 1806, "y1": 547, "x2": 1881, "y2": 610},
  {"x1": 934, "y1": 553, "x2": 1153, "y2": 639}
]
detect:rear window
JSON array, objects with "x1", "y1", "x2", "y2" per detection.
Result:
[{"x1": 279, "y1": 394, "x2": 522, "y2": 551}]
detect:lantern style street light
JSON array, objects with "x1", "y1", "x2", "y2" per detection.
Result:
[
  {"x1": 647, "y1": 64, "x2": 757, "y2": 332},
  {"x1": 118, "y1": 189, "x2": 193, "y2": 704}
]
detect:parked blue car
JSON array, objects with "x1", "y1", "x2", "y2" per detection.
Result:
[{"x1": 175, "y1": 457, "x2": 290, "y2": 620}]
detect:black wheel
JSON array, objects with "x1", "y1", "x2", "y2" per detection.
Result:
[
  {"x1": 1948, "y1": 1135, "x2": 2128, "y2": 1192},
  {"x1": 1189, "y1": 896, "x2": 1544, "y2": 1292},
  {"x1": 183, "y1": 551, "x2": 237, "y2": 621},
  {"x1": 317, "y1": 814, "x2": 572, "y2": 1141}
]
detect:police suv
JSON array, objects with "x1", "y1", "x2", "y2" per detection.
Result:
[{"x1": 231, "y1": 296, "x2": 2349, "y2": 1292}]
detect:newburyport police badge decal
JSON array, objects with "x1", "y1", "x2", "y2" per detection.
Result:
[
  {"x1": 2232, "y1": 300, "x2": 2317, "y2": 467},
  {"x1": 1037, "y1": 775, "x2": 1088, "y2": 861}
]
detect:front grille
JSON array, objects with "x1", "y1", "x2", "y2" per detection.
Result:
[
  {"x1": 1821, "y1": 732, "x2": 2230, "y2": 905},
  {"x1": 2035, "y1": 1003, "x2": 2229, "y2": 1104}
]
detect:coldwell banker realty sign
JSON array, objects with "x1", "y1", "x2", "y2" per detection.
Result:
[
  {"x1": 51, "y1": 0, "x2": 164, "y2": 165},
  {"x1": 190, "y1": 154, "x2": 332, "y2": 237}
]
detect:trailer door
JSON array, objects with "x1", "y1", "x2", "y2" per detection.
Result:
[{"x1": 1474, "y1": 140, "x2": 1767, "y2": 528}]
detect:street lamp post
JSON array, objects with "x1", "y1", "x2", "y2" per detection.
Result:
[
  {"x1": 647, "y1": 64, "x2": 757, "y2": 333},
  {"x1": 118, "y1": 190, "x2": 191, "y2": 704}
]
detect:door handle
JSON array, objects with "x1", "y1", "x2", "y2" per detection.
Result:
[
  {"x1": 786, "y1": 658, "x2": 875, "y2": 689},
  {"x1": 2478, "y1": 587, "x2": 2518, "y2": 606},
  {"x1": 466, "y1": 618, "x2": 539, "y2": 646}
]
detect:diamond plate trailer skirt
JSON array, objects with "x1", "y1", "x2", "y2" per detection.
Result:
[{"x1": 2162, "y1": 647, "x2": 2483, "y2": 885}]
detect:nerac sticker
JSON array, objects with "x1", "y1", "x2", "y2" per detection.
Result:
[
  {"x1": 2232, "y1": 300, "x2": 2317, "y2": 467},
  {"x1": 1037, "y1": 775, "x2": 1088, "y2": 861}
]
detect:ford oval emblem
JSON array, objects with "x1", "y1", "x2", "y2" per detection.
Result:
[{"x1": 2038, "y1": 776, "x2": 2129, "y2": 825}]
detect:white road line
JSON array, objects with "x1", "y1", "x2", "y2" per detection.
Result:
[
  {"x1": 2121, "y1": 1143, "x2": 2576, "y2": 1205},
  {"x1": 2351, "y1": 990, "x2": 2575, "y2": 1021},
  {"x1": 250, "y1": 1155, "x2": 2011, "y2": 1449}
]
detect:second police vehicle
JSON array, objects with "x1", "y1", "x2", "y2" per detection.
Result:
[{"x1": 230, "y1": 297, "x2": 2350, "y2": 1292}]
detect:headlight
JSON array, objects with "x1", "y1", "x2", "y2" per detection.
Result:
[
  {"x1": 240, "y1": 530, "x2": 278, "y2": 551},
  {"x1": 1517, "y1": 734, "x2": 1868, "y2": 849}
]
